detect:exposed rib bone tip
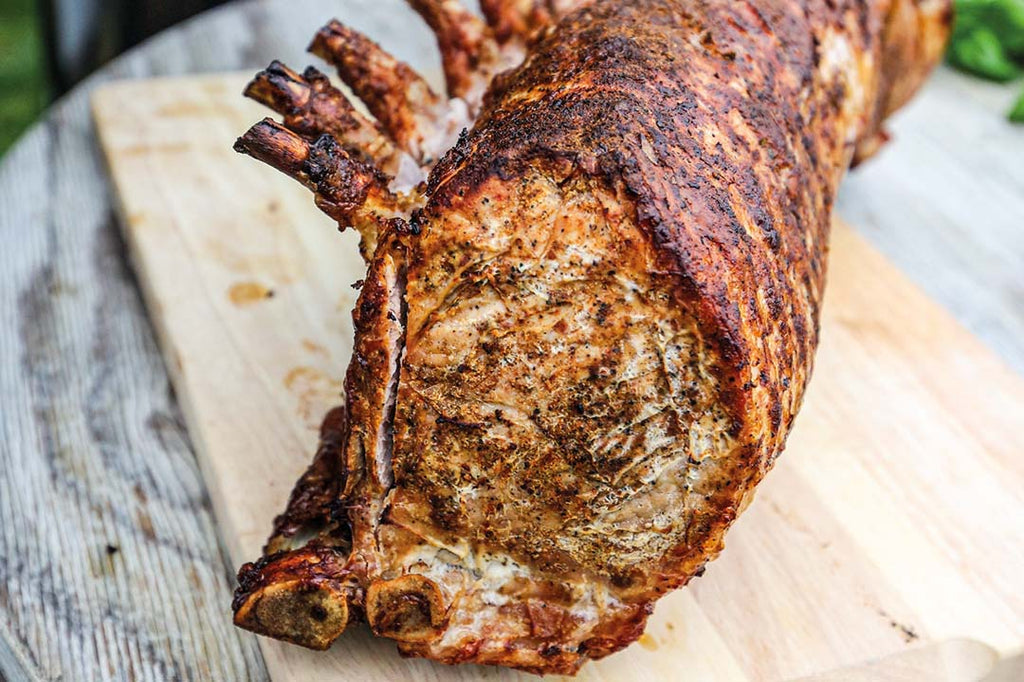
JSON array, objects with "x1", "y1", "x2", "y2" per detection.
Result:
[
  {"x1": 233, "y1": 549, "x2": 352, "y2": 650},
  {"x1": 408, "y1": 0, "x2": 493, "y2": 98},
  {"x1": 243, "y1": 61, "x2": 310, "y2": 114},
  {"x1": 366, "y1": 574, "x2": 448, "y2": 643},
  {"x1": 233, "y1": 578, "x2": 350, "y2": 650},
  {"x1": 307, "y1": 19, "x2": 347, "y2": 55},
  {"x1": 307, "y1": 18, "x2": 444, "y2": 163},
  {"x1": 234, "y1": 118, "x2": 310, "y2": 179},
  {"x1": 242, "y1": 61, "x2": 406, "y2": 174}
]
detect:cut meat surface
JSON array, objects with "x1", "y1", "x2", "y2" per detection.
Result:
[{"x1": 230, "y1": 0, "x2": 950, "y2": 674}]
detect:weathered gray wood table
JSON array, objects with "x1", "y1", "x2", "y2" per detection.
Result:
[{"x1": 1, "y1": 1, "x2": 1021, "y2": 679}]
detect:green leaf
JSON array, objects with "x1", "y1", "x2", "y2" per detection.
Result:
[
  {"x1": 948, "y1": 26, "x2": 1022, "y2": 81},
  {"x1": 0, "y1": 0, "x2": 49, "y2": 157},
  {"x1": 953, "y1": 0, "x2": 1024, "y2": 59},
  {"x1": 995, "y1": 0, "x2": 1024, "y2": 57},
  {"x1": 1009, "y1": 88, "x2": 1024, "y2": 122}
]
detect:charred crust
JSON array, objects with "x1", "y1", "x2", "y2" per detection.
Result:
[
  {"x1": 244, "y1": 61, "x2": 378, "y2": 148},
  {"x1": 244, "y1": 61, "x2": 309, "y2": 117},
  {"x1": 265, "y1": 405, "x2": 351, "y2": 554},
  {"x1": 306, "y1": 134, "x2": 387, "y2": 212}
]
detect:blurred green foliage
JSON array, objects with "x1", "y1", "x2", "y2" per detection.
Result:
[
  {"x1": 0, "y1": 0, "x2": 50, "y2": 155},
  {"x1": 948, "y1": 0, "x2": 1024, "y2": 121}
]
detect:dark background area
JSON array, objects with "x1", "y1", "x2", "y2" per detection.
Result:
[{"x1": 1, "y1": 0, "x2": 226, "y2": 155}]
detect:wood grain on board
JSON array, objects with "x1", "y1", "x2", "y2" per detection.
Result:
[{"x1": 92, "y1": 72, "x2": 1023, "y2": 681}]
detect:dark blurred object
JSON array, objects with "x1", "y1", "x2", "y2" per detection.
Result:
[{"x1": 41, "y1": 0, "x2": 229, "y2": 93}]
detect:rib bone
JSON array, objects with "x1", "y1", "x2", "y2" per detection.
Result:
[
  {"x1": 480, "y1": 0, "x2": 589, "y2": 43},
  {"x1": 309, "y1": 21, "x2": 463, "y2": 166},
  {"x1": 407, "y1": 0, "x2": 494, "y2": 99},
  {"x1": 234, "y1": 118, "x2": 408, "y2": 257},
  {"x1": 233, "y1": 545, "x2": 354, "y2": 650},
  {"x1": 244, "y1": 61, "x2": 404, "y2": 173},
  {"x1": 479, "y1": 0, "x2": 552, "y2": 43}
]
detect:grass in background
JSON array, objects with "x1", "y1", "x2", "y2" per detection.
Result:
[{"x1": 0, "y1": 0, "x2": 50, "y2": 156}]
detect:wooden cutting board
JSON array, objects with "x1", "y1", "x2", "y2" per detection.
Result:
[{"x1": 92, "y1": 73, "x2": 1024, "y2": 682}]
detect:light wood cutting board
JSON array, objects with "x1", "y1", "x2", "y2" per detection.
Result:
[{"x1": 92, "y1": 73, "x2": 1024, "y2": 681}]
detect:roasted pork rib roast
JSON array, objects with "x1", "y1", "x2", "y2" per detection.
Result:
[{"x1": 230, "y1": 0, "x2": 949, "y2": 674}]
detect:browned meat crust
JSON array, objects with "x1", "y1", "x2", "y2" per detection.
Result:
[{"x1": 230, "y1": 0, "x2": 949, "y2": 675}]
